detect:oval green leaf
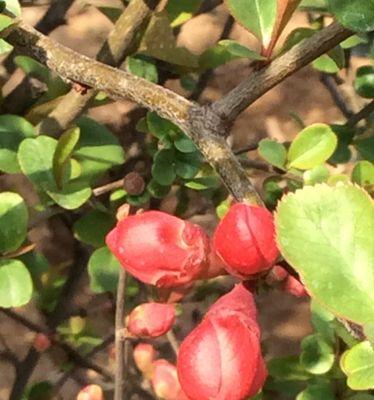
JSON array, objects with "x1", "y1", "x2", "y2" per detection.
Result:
[
  {"x1": 300, "y1": 334, "x2": 335, "y2": 374},
  {"x1": 258, "y1": 138, "x2": 287, "y2": 169},
  {"x1": 276, "y1": 184, "x2": 374, "y2": 324},
  {"x1": 0, "y1": 192, "x2": 28, "y2": 254},
  {"x1": 0, "y1": 259, "x2": 33, "y2": 308},
  {"x1": 355, "y1": 66, "x2": 374, "y2": 99},
  {"x1": 288, "y1": 124, "x2": 337, "y2": 170},
  {"x1": 341, "y1": 341, "x2": 374, "y2": 390}
]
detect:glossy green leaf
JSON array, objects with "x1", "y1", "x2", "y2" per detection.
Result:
[
  {"x1": 152, "y1": 149, "x2": 176, "y2": 185},
  {"x1": 47, "y1": 183, "x2": 92, "y2": 210},
  {"x1": 2, "y1": 0, "x2": 20, "y2": 16},
  {"x1": 304, "y1": 165, "x2": 330, "y2": 185},
  {"x1": 147, "y1": 112, "x2": 182, "y2": 141},
  {"x1": 352, "y1": 161, "x2": 374, "y2": 189},
  {"x1": 0, "y1": 259, "x2": 33, "y2": 308},
  {"x1": 18, "y1": 136, "x2": 57, "y2": 191},
  {"x1": 288, "y1": 124, "x2": 337, "y2": 170},
  {"x1": 300, "y1": 334, "x2": 335, "y2": 374},
  {"x1": 127, "y1": 55, "x2": 158, "y2": 83},
  {"x1": 276, "y1": 184, "x2": 374, "y2": 324},
  {"x1": 73, "y1": 210, "x2": 115, "y2": 248},
  {"x1": 88, "y1": 247, "x2": 120, "y2": 294},
  {"x1": 341, "y1": 341, "x2": 374, "y2": 390},
  {"x1": 258, "y1": 139, "x2": 287, "y2": 168},
  {"x1": 166, "y1": 0, "x2": 202, "y2": 27},
  {"x1": 355, "y1": 137, "x2": 374, "y2": 163},
  {"x1": 296, "y1": 381, "x2": 335, "y2": 400},
  {"x1": 268, "y1": 356, "x2": 312, "y2": 380},
  {"x1": 0, "y1": 115, "x2": 36, "y2": 173},
  {"x1": 355, "y1": 66, "x2": 374, "y2": 98},
  {"x1": 329, "y1": 124, "x2": 354, "y2": 165},
  {"x1": 199, "y1": 40, "x2": 264, "y2": 70},
  {"x1": 226, "y1": 0, "x2": 277, "y2": 50},
  {"x1": 0, "y1": 14, "x2": 14, "y2": 33},
  {"x1": 313, "y1": 46, "x2": 345, "y2": 73},
  {"x1": 0, "y1": 192, "x2": 28, "y2": 254},
  {"x1": 185, "y1": 176, "x2": 220, "y2": 190},
  {"x1": 174, "y1": 135, "x2": 197, "y2": 153},
  {"x1": 147, "y1": 179, "x2": 171, "y2": 199},
  {"x1": 327, "y1": 0, "x2": 374, "y2": 32},
  {"x1": 53, "y1": 127, "x2": 80, "y2": 189}
]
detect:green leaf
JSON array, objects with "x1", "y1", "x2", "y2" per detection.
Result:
[
  {"x1": 275, "y1": 184, "x2": 374, "y2": 324},
  {"x1": 341, "y1": 35, "x2": 368, "y2": 49},
  {"x1": 327, "y1": 0, "x2": 374, "y2": 32},
  {"x1": 166, "y1": 0, "x2": 202, "y2": 27},
  {"x1": 258, "y1": 139, "x2": 287, "y2": 169},
  {"x1": 226, "y1": 0, "x2": 277, "y2": 50},
  {"x1": 313, "y1": 46, "x2": 345, "y2": 73},
  {"x1": 127, "y1": 55, "x2": 158, "y2": 83},
  {"x1": 152, "y1": 149, "x2": 176, "y2": 185},
  {"x1": 296, "y1": 381, "x2": 335, "y2": 400},
  {"x1": 0, "y1": 115, "x2": 36, "y2": 173},
  {"x1": 0, "y1": 39, "x2": 12, "y2": 55},
  {"x1": 268, "y1": 356, "x2": 312, "y2": 380},
  {"x1": 147, "y1": 112, "x2": 182, "y2": 141},
  {"x1": 346, "y1": 395, "x2": 374, "y2": 400},
  {"x1": 199, "y1": 40, "x2": 264, "y2": 70},
  {"x1": 287, "y1": 124, "x2": 337, "y2": 170},
  {"x1": 352, "y1": 161, "x2": 374, "y2": 189},
  {"x1": 14, "y1": 56, "x2": 50, "y2": 82},
  {"x1": 88, "y1": 247, "x2": 120, "y2": 294},
  {"x1": 174, "y1": 135, "x2": 197, "y2": 153},
  {"x1": 329, "y1": 124, "x2": 354, "y2": 165},
  {"x1": 185, "y1": 176, "x2": 220, "y2": 190},
  {"x1": 73, "y1": 210, "x2": 115, "y2": 248},
  {"x1": 0, "y1": 259, "x2": 33, "y2": 308},
  {"x1": 311, "y1": 300, "x2": 336, "y2": 344},
  {"x1": 0, "y1": 14, "x2": 14, "y2": 33},
  {"x1": 355, "y1": 66, "x2": 374, "y2": 98},
  {"x1": 0, "y1": 192, "x2": 28, "y2": 253},
  {"x1": 97, "y1": 6, "x2": 122, "y2": 23},
  {"x1": 53, "y1": 127, "x2": 80, "y2": 189},
  {"x1": 355, "y1": 137, "x2": 374, "y2": 163},
  {"x1": 47, "y1": 183, "x2": 92, "y2": 210},
  {"x1": 303, "y1": 165, "x2": 330, "y2": 185},
  {"x1": 147, "y1": 179, "x2": 171, "y2": 199},
  {"x1": 364, "y1": 323, "x2": 374, "y2": 348},
  {"x1": 341, "y1": 341, "x2": 374, "y2": 390},
  {"x1": 300, "y1": 334, "x2": 335, "y2": 374},
  {"x1": 18, "y1": 136, "x2": 57, "y2": 191},
  {"x1": 2, "y1": 0, "x2": 21, "y2": 16}
]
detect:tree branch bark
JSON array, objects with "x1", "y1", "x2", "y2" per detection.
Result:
[
  {"x1": 212, "y1": 22, "x2": 352, "y2": 122},
  {"x1": 37, "y1": 0, "x2": 160, "y2": 136}
]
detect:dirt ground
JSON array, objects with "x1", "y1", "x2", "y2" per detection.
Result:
[{"x1": 0, "y1": 2, "x2": 367, "y2": 399}]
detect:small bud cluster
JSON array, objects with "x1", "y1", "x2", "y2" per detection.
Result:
[{"x1": 105, "y1": 202, "x2": 294, "y2": 399}]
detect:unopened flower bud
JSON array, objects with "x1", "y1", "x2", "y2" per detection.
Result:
[
  {"x1": 213, "y1": 203, "x2": 279, "y2": 278},
  {"x1": 106, "y1": 211, "x2": 209, "y2": 287},
  {"x1": 133, "y1": 343, "x2": 157, "y2": 379},
  {"x1": 33, "y1": 333, "x2": 51, "y2": 353},
  {"x1": 127, "y1": 303, "x2": 175, "y2": 338},
  {"x1": 123, "y1": 172, "x2": 145, "y2": 196},
  {"x1": 76, "y1": 384, "x2": 104, "y2": 400}
]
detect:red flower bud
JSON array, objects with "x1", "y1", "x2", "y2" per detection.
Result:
[
  {"x1": 76, "y1": 385, "x2": 104, "y2": 400},
  {"x1": 177, "y1": 284, "x2": 267, "y2": 400},
  {"x1": 106, "y1": 211, "x2": 209, "y2": 287},
  {"x1": 152, "y1": 359, "x2": 189, "y2": 400},
  {"x1": 283, "y1": 275, "x2": 308, "y2": 298},
  {"x1": 127, "y1": 303, "x2": 175, "y2": 338},
  {"x1": 33, "y1": 333, "x2": 51, "y2": 353},
  {"x1": 213, "y1": 203, "x2": 279, "y2": 278},
  {"x1": 133, "y1": 343, "x2": 157, "y2": 379}
]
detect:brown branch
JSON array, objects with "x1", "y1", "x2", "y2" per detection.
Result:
[
  {"x1": 37, "y1": 0, "x2": 160, "y2": 136},
  {"x1": 212, "y1": 22, "x2": 353, "y2": 122},
  {"x1": 114, "y1": 269, "x2": 128, "y2": 400},
  {"x1": 4, "y1": 21, "x2": 263, "y2": 204},
  {"x1": 346, "y1": 100, "x2": 374, "y2": 128}
]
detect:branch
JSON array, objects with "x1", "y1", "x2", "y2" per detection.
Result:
[
  {"x1": 5, "y1": 21, "x2": 263, "y2": 204},
  {"x1": 114, "y1": 269, "x2": 128, "y2": 400},
  {"x1": 37, "y1": 0, "x2": 160, "y2": 135},
  {"x1": 212, "y1": 22, "x2": 352, "y2": 122},
  {"x1": 346, "y1": 100, "x2": 374, "y2": 128}
]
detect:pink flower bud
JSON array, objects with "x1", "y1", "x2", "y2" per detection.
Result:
[
  {"x1": 283, "y1": 275, "x2": 308, "y2": 298},
  {"x1": 106, "y1": 211, "x2": 209, "y2": 287},
  {"x1": 177, "y1": 284, "x2": 267, "y2": 400},
  {"x1": 76, "y1": 385, "x2": 104, "y2": 400},
  {"x1": 127, "y1": 303, "x2": 175, "y2": 338},
  {"x1": 152, "y1": 359, "x2": 189, "y2": 400},
  {"x1": 213, "y1": 203, "x2": 279, "y2": 278},
  {"x1": 133, "y1": 343, "x2": 157, "y2": 379},
  {"x1": 33, "y1": 333, "x2": 51, "y2": 353}
]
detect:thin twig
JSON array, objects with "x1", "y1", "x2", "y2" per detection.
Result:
[
  {"x1": 320, "y1": 73, "x2": 354, "y2": 119},
  {"x1": 345, "y1": 100, "x2": 374, "y2": 128},
  {"x1": 93, "y1": 179, "x2": 125, "y2": 197},
  {"x1": 114, "y1": 269, "x2": 128, "y2": 400},
  {"x1": 166, "y1": 330, "x2": 179, "y2": 356},
  {"x1": 212, "y1": 22, "x2": 352, "y2": 122}
]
